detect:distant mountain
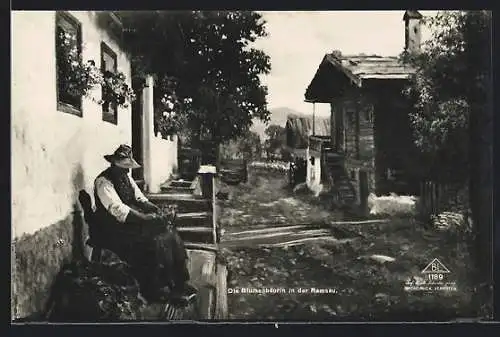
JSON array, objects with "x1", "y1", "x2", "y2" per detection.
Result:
[{"x1": 250, "y1": 107, "x2": 308, "y2": 141}]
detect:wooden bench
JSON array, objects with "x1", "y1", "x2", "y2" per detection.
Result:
[{"x1": 78, "y1": 190, "x2": 104, "y2": 263}]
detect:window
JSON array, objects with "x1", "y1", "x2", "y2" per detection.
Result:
[
  {"x1": 56, "y1": 12, "x2": 82, "y2": 115},
  {"x1": 101, "y1": 42, "x2": 118, "y2": 124}
]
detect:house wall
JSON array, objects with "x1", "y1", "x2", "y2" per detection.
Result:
[
  {"x1": 330, "y1": 93, "x2": 376, "y2": 204},
  {"x1": 306, "y1": 149, "x2": 322, "y2": 195},
  {"x1": 329, "y1": 81, "x2": 419, "y2": 200},
  {"x1": 140, "y1": 75, "x2": 179, "y2": 194},
  {"x1": 149, "y1": 134, "x2": 178, "y2": 193},
  {"x1": 11, "y1": 11, "x2": 132, "y2": 320}
]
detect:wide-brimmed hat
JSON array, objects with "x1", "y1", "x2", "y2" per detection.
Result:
[{"x1": 104, "y1": 144, "x2": 141, "y2": 169}]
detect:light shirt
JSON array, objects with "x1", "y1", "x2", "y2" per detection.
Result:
[{"x1": 94, "y1": 173, "x2": 149, "y2": 223}]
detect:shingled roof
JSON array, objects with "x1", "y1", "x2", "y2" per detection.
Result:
[
  {"x1": 305, "y1": 52, "x2": 415, "y2": 102},
  {"x1": 337, "y1": 54, "x2": 413, "y2": 80}
]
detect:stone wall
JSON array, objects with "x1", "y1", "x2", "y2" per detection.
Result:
[{"x1": 11, "y1": 212, "x2": 89, "y2": 320}]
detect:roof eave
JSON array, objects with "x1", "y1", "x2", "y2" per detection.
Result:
[
  {"x1": 304, "y1": 56, "x2": 330, "y2": 102},
  {"x1": 359, "y1": 74, "x2": 413, "y2": 80},
  {"x1": 304, "y1": 54, "x2": 364, "y2": 103},
  {"x1": 325, "y1": 54, "x2": 363, "y2": 88}
]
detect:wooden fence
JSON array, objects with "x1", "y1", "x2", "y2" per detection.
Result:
[{"x1": 419, "y1": 181, "x2": 469, "y2": 217}]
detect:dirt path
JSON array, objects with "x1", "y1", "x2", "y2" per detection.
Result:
[{"x1": 218, "y1": 168, "x2": 483, "y2": 321}]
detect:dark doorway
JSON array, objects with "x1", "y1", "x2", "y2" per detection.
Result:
[{"x1": 131, "y1": 90, "x2": 144, "y2": 183}]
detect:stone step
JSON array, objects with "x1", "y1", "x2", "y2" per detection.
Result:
[
  {"x1": 147, "y1": 194, "x2": 212, "y2": 213},
  {"x1": 160, "y1": 179, "x2": 198, "y2": 194},
  {"x1": 169, "y1": 180, "x2": 196, "y2": 188},
  {"x1": 177, "y1": 212, "x2": 212, "y2": 227},
  {"x1": 147, "y1": 193, "x2": 199, "y2": 200},
  {"x1": 179, "y1": 229, "x2": 216, "y2": 245},
  {"x1": 161, "y1": 186, "x2": 196, "y2": 194},
  {"x1": 184, "y1": 242, "x2": 219, "y2": 253},
  {"x1": 177, "y1": 211, "x2": 212, "y2": 219},
  {"x1": 178, "y1": 226, "x2": 213, "y2": 232},
  {"x1": 160, "y1": 178, "x2": 197, "y2": 188}
]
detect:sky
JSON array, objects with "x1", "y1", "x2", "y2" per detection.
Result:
[{"x1": 252, "y1": 11, "x2": 437, "y2": 117}]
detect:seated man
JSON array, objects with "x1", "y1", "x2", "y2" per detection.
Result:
[{"x1": 93, "y1": 144, "x2": 196, "y2": 303}]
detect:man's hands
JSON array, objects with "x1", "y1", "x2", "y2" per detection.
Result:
[
  {"x1": 126, "y1": 203, "x2": 176, "y2": 230},
  {"x1": 126, "y1": 208, "x2": 162, "y2": 225},
  {"x1": 141, "y1": 201, "x2": 160, "y2": 214},
  {"x1": 144, "y1": 213, "x2": 161, "y2": 221}
]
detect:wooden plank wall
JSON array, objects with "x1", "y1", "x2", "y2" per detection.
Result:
[{"x1": 342, "y1": 97, "x2": 375, "y2": 167}]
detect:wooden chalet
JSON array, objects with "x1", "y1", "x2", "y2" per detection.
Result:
[{"x1": 303, "y1": 10, "x2": 424, "y2": 210}]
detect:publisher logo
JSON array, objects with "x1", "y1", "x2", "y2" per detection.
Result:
[{"x1": 404, "y1": 258, "x2": 457, "y2": 292}]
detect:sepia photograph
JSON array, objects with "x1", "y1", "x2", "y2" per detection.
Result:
[{"x1": 11, "y1": 10, "x2": 493, "y2": 323}]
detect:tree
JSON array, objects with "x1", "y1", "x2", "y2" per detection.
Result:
[
  {"x1": 265, "y1": 124, "x2": 286, "y2": 148},
  {"x1": 264, "y1": 124, "x2": 289, "y2": 160},
  {"x1": 401, "y1": 11, "x2": 492, "y2": 286},
  {"x1": 237, "y1": 131, "x2": 262, "y2": 160},
  {"x1": 119, "y1": 11, "x2": 271, "y2": 148}
]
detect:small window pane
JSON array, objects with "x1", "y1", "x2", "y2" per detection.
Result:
[{"x1": 101, "y1": 42, "x2": 118, "y2": 124}]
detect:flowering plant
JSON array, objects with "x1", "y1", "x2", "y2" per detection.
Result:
[
  {"x1": 154, "y1": 76, "x2": 191, "y2": 138},
  {"x1": 67, "y1": 60, "x2": 104, "y2": 97},
  {"x1": 57, "y1": 30, "x2": 103, "y2": 98},
  {"x1": 101, "y1": 71, "x2": 137, "y2": 108},
  {"x1": 56, "y1": 29, "x2": 136, "y2": 108}
]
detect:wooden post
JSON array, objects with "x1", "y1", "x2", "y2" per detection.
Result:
[
  {"x1": 333, "y1": 102, "x2": 344, "y2": 152},
  {"x1": 142, "y1": 75, "x2": 155, "y2": 193},
  {"x1": 198, "y1": 165, "x2": 217, "y2": 243},
  {"x1": 330, "y1": 102, "x2": 336, "y2": 150},
  {"x1": 215, "y1": 263, "x2": 228, "y2": 319},
  {"x1": 198, "y1": 165, "x2": 216, "y2": 200},
  {"x1": 336, "y1": 103, "x2": 345, "y2": 152},
  {"x1": 312, "y1": 103, "x2": 316, "y2": 136},
  {"x1": 355, "y1": 98, "x2": 361, "y2": 160}
]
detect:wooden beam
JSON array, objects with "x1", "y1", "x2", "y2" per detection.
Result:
[
  {"x1": 214, "y1": 263, "x2": 228, "y2": 319},
  {"x1": 334, "y1": 100, "x2": 345, "y2": 152},
  {"x1": 355, "y1": 96, "x2": 361, "y2": 160}
]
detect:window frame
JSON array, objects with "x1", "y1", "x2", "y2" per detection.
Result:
[
  {"x1": 55, "y1": 11, "x2": 83, "y2": 116},
  {"x1": 100, "y1": 41, "x2": 118, "y2": 125}
]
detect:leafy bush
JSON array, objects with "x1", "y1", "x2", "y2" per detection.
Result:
[{"x1": 48, "y1": 257, "x2": 144, "y2": 322}]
